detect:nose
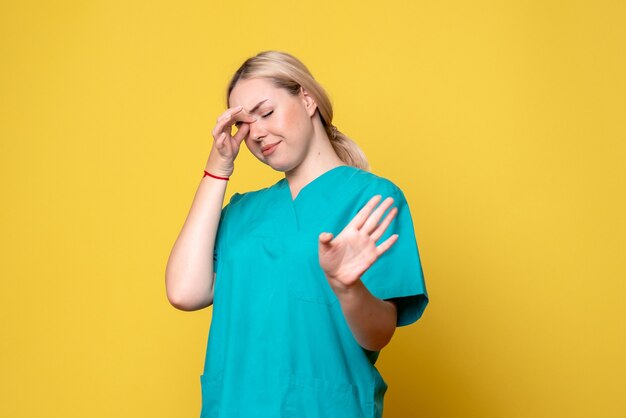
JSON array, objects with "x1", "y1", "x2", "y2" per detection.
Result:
[{"x1": 248, "y1": 119, "x2": 267, "y2": 142}]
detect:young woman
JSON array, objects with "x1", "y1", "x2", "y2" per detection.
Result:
[{"x1": 165, "y1": 51, "x2": 428, "y2": 417}]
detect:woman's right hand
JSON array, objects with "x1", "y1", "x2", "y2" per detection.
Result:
[{"x1": 206, "y1": 105, "x2": 256, "y2": 177}]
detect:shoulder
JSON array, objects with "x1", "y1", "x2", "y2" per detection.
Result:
[{"x1": 344, "y1": 167, "x2": 407, "y2": 202}]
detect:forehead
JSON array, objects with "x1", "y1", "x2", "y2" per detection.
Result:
[{"x1": 228, "y1": 78, "x2": 291, "y2": 109}]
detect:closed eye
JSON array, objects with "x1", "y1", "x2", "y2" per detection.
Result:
[{"x1": 262, "y1": 110, "x2": 273, "y2": 118}]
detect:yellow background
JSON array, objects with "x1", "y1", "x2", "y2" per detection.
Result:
[{"x1": 1, "y1": 1, "x2": 624, "y2": 417}]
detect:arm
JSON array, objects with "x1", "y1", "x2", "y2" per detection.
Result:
[
  {"x1": 319, "y1": 194, "x2": 401, "y2": 350},
  {"x1": 164, "y1": 173, "x2": 227, "y2": 311},
  {"x1": 332, "y1": 281, "x2": 397, "y2": 351},
  {"x1": 165, "y1": 106, "x2": 254, "y2": 311}
]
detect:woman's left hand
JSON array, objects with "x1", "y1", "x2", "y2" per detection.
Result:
[{"x1": 319, "y1": 195, "x2": 399, "y2": 292}]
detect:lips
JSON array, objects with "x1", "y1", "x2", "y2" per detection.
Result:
[{"x1": 261, "y1": 142, "x2": 280, "y2": 155}]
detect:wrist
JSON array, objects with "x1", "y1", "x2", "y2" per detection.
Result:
[
  {"x1": 203, "y1": 170, "x2": 230, "y2": 181},
  {"x1": 329, "y1": 278, "x2": 367, "y2": 302},
  {"x1": 206, "y1": 150, "x2": 235, "y2": 177},
  {"x1": 204, "y1": 160, "x2": 233, "y2": 178}
]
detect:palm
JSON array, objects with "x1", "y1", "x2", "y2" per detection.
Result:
[
  {"x1": 319, "y1": 228, "x2": 380, "y2": 285},
  {"x1": 222, "y1": 133, "x2": 242, "y2": 159},
  {"x1": 319, "y1": 195, "x2": 399, "y2": 289}
]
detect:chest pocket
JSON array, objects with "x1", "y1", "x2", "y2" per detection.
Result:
[{"x1": 284, "y1": 235, "x2": 339, "y2": 306}]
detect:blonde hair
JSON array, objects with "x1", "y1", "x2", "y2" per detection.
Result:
[{"x1": 226, "y1": 51, "x2": 370, "y2": 171}]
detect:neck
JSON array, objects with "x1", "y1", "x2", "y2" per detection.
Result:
[{"x1": 285, "y1": 125, "x2": 345, "y2": 199}]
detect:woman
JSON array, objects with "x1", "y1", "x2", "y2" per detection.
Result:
[{"x1": 165, "y1": 51, "x2": 428, "y2": 417}]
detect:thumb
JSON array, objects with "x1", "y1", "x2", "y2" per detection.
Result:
[
  {"x1": 233, "y1": 123, "x2": 249, "y2": 147},
  {"x1": 318, "y1": 232, "x2": 333, "y2": 245}
]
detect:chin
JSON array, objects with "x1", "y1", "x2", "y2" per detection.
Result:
[
  {"x1": 253, "y1": 148, "x2": 302, "y2": 173},
  {"x1": 266, "y1": 161, "x2": 291, "y2": 173},
  {"x1": 260, "y1": 157, "x2": 298, "y2": 173}
]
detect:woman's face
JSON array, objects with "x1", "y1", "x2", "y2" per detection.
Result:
[{"x1": 228, "y1": 77, "x2": 317, "y2": 172}]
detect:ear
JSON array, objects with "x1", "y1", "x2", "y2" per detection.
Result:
[{"x1": 300, "y1": 86, "x2": 317, "y2": 117}]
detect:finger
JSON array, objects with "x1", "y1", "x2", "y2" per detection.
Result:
[
  {"x1": 318, "y1": 232, "x2": 334, "y2": 245},
  {"x1": 215, "y1": 132, "x2": 227, "y2": 148},
  {"x1": 233, "y1": 111, "x2": 257, "y2": 125},
  {"x1": 361, "y1": 197, "x2": 394, "y2": 235},
  {"x1": 215, "y1": 114, "x2": 256, "y2": 141},
  {"x1": 213, "y1": 109, "x2": 240, "y2": 138},
  {"x1": 216, "y1": 105, "x2": 243, "y2": 122},
  {"x1": 376, "y1": 234, "x2": 399, "y2": 257},
  {"x1": 370, "y1": 206, "x2": 398, "y2": 242},
  {"x1": 232, "y1": 122, "x2": 250, "y2": 145},
  {"x1": 346, "y1": 195, "x2": 382, "y2": 230},
  {"x1": 212, "y1": 107, "x2": 255, "y2": 139}
]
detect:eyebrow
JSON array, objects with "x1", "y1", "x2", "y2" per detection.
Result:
[{"x1": 245, "y1": 99, "x2": 268, "y2": 114}]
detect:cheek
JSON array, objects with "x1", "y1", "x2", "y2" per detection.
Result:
[
  {"x1": 279, "y1": 105, "x2": 309, "y2": 134},
  {"x1": 244, "y1": 139, "x2": 270, "y2": 163}
]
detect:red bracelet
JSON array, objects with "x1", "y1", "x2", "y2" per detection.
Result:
[{"x1": 203, "y1": 170, "x2": 229, "y2": 181}]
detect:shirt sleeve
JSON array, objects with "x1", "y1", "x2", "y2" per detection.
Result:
[{"x1": 359, "y1": 183, "x2": 429, "y2": 327}]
